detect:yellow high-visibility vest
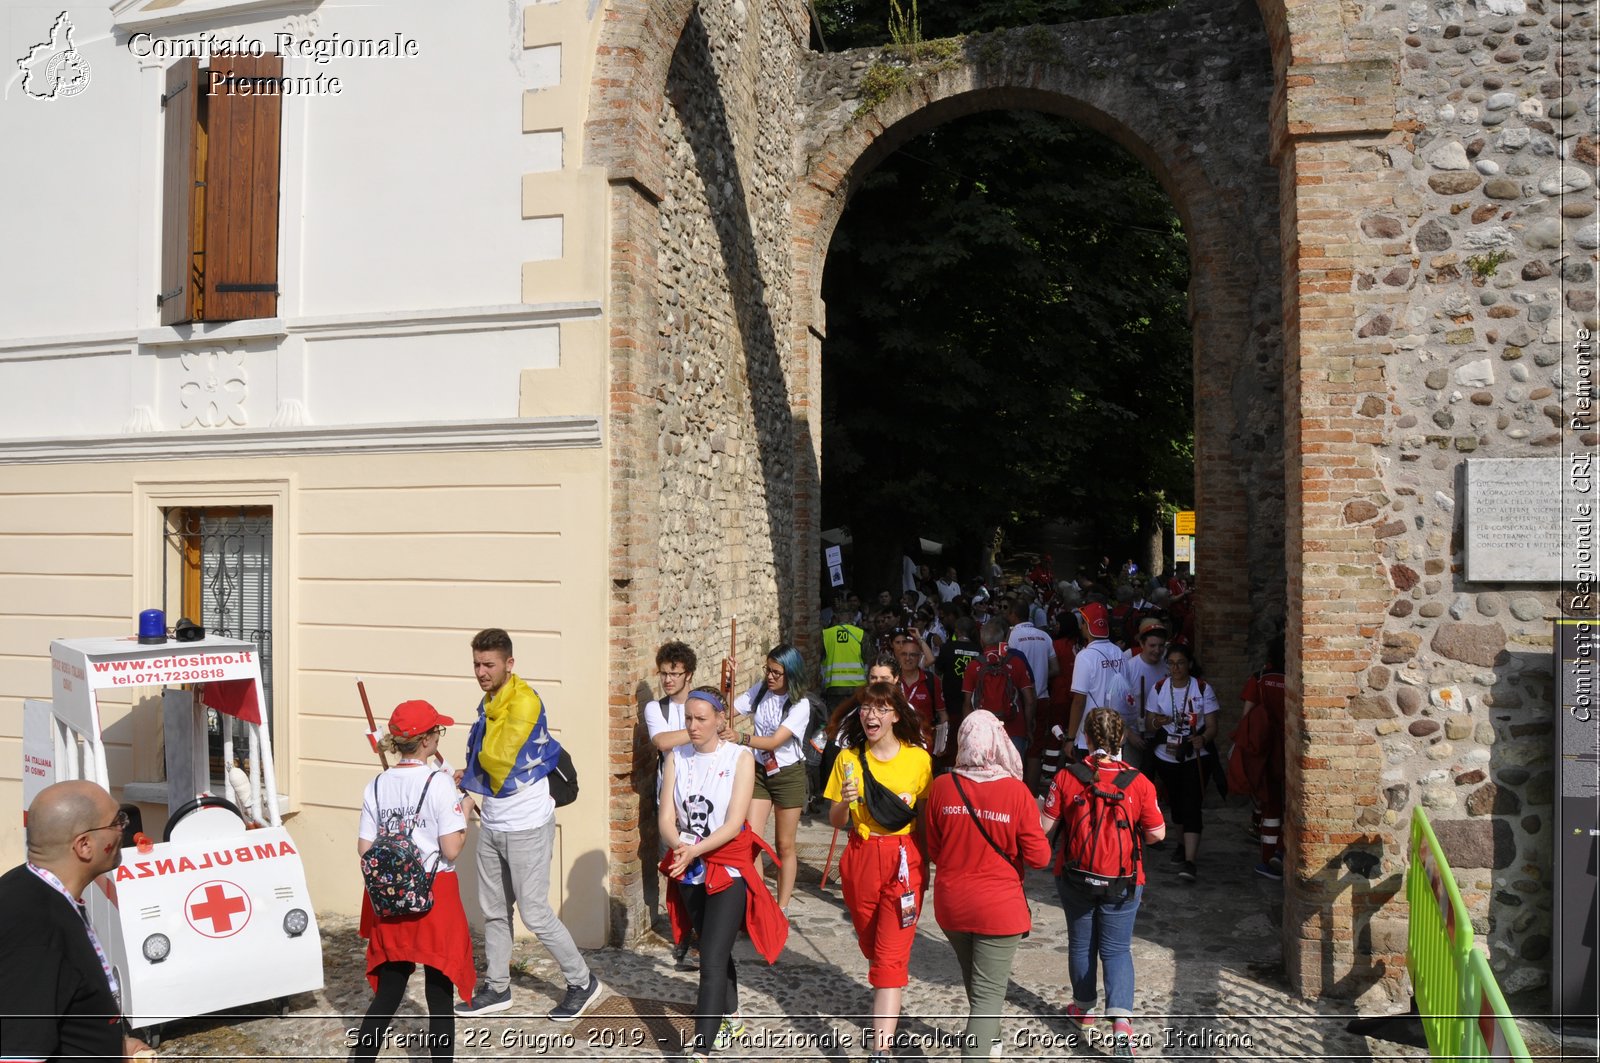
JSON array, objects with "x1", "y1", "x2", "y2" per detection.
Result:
[{"x1": 821, "y1": 624, "x2": 867, "y2": 688}]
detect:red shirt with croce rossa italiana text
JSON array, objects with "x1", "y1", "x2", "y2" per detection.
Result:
[{"x1": 924, "y1": 774, "x2": 1051, "y2": 935}]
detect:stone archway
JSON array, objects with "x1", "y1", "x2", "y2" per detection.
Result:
[
  {"x1": 586, "y1": 0, "x2": 1440, "y2": 1004},
  {"x1": 788, "y1": 0, "x2": 1286, "y2": 726}
]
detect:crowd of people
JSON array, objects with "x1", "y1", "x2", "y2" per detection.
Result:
[
  {"x1": 3, "y1": 627, "x2": 614, "y2": 1063},
  {"x1": 638, "y1": 558, "x2": 1287, "y2": 1060},
  {"x1": 3, "y1": 584, "x2": 1287, "y2": 1063}
]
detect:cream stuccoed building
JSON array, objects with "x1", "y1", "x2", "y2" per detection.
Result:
[{"x1": 0, "y1": 0, "x2": 621, "y2": 945}]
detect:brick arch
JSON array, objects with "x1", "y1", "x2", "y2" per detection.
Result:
[
  {"x1": 584, "y1": 0, "x2": 700, "y2": 191},
  {"x1": 797, "y1": 83, "x2": 1215, "y2": 274},
  {"x1": 789, "y1": 10, "x2": 1285, "y2": 775},
  {"x1": 581, "y1": 0, "x2": 1327, "y2": 186}
]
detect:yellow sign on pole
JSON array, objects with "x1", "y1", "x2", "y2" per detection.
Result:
[
  {"x1": 1174, "y1": 510, "x2": 1196, "y2": 537},
  {"x1": 1174, "y1": 535, "x2": 1193, "y2": 563}
]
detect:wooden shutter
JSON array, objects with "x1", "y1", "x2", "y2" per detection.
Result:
[
  {"x1": 159, "y1": 58, "x2": 200, "y2": 326},
  {"x1": 203, "y1": 54, "x2": 283, "y2": 322}
]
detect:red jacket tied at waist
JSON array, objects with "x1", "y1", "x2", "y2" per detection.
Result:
[{"x1": 660, "y1": 828, "x2": 789, "y2": 965}]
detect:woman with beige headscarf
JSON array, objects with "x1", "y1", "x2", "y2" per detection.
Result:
[{"x1": 923, "y1": 710, "x2": 1052, "y2": 1060}]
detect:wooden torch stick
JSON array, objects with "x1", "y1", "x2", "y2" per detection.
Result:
[
  {"x1": 357, "y1": 676, "x2": 389, "y2": 769},
  {"x1": 821, "y1": 827, "x2": 841, "y2": 889},
  {"x1": 721, "y1": 616, "x2": 738, "y2": 706}
]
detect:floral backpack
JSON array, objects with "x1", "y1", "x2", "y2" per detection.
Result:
[{"x1": 361, "y1": 771, "x2": 441, "y2": 917}]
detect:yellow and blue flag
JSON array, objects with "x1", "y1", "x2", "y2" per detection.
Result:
[{"x1": 461, "y1": 673, "x2": 564, "y2": 798}]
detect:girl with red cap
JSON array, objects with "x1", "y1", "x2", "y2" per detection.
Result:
[
  {"x1": 353, "y1": 700, "x2": 475, "y2": 1062},
  {"x1": 825, "y1": 682, "x2": 932, "y2": 1063}
]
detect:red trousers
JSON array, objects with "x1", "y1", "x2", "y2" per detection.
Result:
[{"x1": 840, "y1": 832, "x2": 926, "y2": 988}]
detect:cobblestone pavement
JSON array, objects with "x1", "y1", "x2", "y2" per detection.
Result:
[{"x1": 152, "y1": 802, "x2": 1432, "y2": 1061}]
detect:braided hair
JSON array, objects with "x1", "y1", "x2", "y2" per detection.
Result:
[{"x1": 1084, "y1": 707, "x2": 1125, "y2": 759}]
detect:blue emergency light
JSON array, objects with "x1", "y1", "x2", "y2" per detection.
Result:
[{"x1": 138, "y1": 608, "x2": 167, "y2": 645}]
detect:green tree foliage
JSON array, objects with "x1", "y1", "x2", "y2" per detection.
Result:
[
  {"x1": 819, "y1": 107, "x2": 1193, "y2": 580},
  {"x1": 812, "y1": 0, "x2": 1176, "y2": 49}
]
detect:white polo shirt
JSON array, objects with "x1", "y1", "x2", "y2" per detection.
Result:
[{"x1": 1006, "y1": 620, "x2": 1057, "y2": 698}]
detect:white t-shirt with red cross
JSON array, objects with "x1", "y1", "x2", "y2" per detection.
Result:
[
  {"x1": 1122, "y1": 651, "x2": 1169, "y2": 720},
  {"x1": 1149, "y1": 677, "x2": 1221, "y2": 764}
]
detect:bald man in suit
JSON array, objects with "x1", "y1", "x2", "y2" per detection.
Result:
[{"x1": 0, "y1": 780, "x2": 151, "y2": 1062}]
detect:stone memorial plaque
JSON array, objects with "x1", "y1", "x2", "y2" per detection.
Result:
[{"x1": 1465, "y1": 458, "x2": 1565, "y2": 582}]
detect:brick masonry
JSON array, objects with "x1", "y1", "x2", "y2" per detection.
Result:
[
  {"x1": 1268, "y1": 0, "x2": 1598, "y2": 1002},
  {"x1": 585, "y1": 0, "x2": 811, "y2": 946},
  {"x1": 585, "y1": 0, "x2": 1599, "y2": 1001}
]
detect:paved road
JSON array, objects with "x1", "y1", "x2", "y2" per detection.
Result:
[{"x1": 152, "y1": 801, "x2": 1429, "y2": 1061}]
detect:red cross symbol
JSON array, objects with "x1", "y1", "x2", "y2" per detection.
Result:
[{"x1": 186, "y1": 880, "x2": 251, "y2": 938}]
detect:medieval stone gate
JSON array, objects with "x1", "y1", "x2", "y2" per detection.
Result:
[{"x1": 588, "y1": 0, "x2": 1597, "y2": 1003}]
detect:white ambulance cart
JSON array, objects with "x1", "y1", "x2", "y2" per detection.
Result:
[{"x1": 23, "y1": 632, "x2": 324, "y2": 1040}]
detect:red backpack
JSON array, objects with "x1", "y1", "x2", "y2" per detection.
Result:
[
  {"x1": 972, "y1": 652, "x2": 1022, "y2": 724},
  {"x1": 1055, "y1": 761, "x2": 1142, "y2": 902}
]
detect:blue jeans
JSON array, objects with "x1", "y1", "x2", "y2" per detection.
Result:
[{"x1": 1055, "y1": 879, "x2": 1142, "y2": 1018}]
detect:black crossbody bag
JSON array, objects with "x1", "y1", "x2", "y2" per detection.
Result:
[{"x1": 856, "y1": 749, "x2": 918, "y2": 832}]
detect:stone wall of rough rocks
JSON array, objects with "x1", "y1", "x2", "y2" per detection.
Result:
[
  {"x1": 652, "y1": 0, "x2": 808, "y2": 673},
  {"x1": 1330, "y1": 0, "x2": 1597, "y2": 997}
]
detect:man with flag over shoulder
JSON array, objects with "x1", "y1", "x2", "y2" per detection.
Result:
[{"x1": 453, "y1": 628, "x2": 604, "y2": 1022}]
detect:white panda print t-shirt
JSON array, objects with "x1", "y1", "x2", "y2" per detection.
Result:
[{"x1": 670, "y1": 740, "x2": 750, "y2": 883}]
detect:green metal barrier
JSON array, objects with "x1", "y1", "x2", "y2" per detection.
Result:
[
  {"x1": 1407, "y1": 807, "x2": 1476, "y2": 1055},
  {"x1": 1405, "y1": 807, "x2": 1533, "y2": 1062},
  {"x1": 1457, "y1": 947, "x2": 1533, "y2": 1062}
]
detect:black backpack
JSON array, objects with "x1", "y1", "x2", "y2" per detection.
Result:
[
  {"x1": 361, "y1": 772, "x2": 442, "y2": 917},
  {"x1": 547, "y1": 747, "x2": 579, "y2": 808},
  {"x1": 1055, "y1": 762, "x2": 1142, "y2": 903}
]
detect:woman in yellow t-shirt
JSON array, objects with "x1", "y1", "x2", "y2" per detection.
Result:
[{"x1": 825, "y1": 681, "x2": 932, "y2": 1063}]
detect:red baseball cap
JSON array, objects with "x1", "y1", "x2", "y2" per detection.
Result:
[
  {"x1": 389, "y1": 700, "x2": 454, "y2": 737},
  {"x1": 1076, "y1": 602, "x2": 1111, "y2": 639}
]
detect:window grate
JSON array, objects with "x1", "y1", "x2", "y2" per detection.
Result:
[{"x1": 163, "y1": 507, "x2": 274, "y2": 735}]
